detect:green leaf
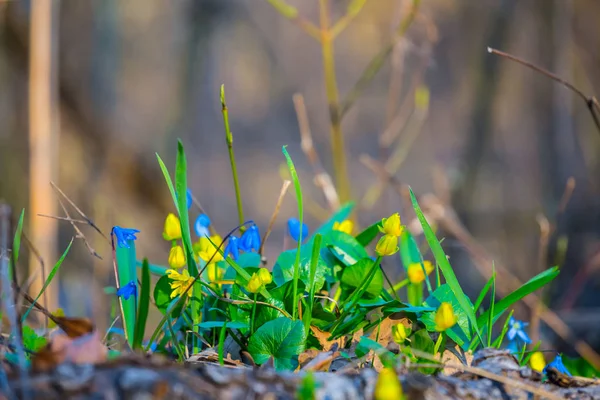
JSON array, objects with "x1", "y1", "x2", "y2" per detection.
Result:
[
  {"x1": 355, "y1": 337, "x2": 395, "y2": 367},
  {"x1": 419, "y1": 284, "x2": 474, "y2": 346},
  {"x1": 476, "y1": 267, "x2": 559, "y2": 329},
  {"x1": 562, "y1": 355, "x2": 600, "y2": 378},
  {"x1": 272, "y1": 249, "x2": 328, "y2": 294},
  {"x1": 22, "y1": 326, "x2": 47, "y2": 354},
  {"x1": 282, "y1": 146, "x2": 304, "y2": 321},
  {"x1": 255, "y1": 297, "x2": 286, "y2": 329},
  {"x1": 136, "y1": 260, "x2": 169, "y2": 276},
  {"x1": 247, "y1": 317, "x2": 306, "y2": 370},
  {"x1": 133, "y1": 259, "x2": 151, "y2": 350},
  {"x1": 175, "y1": 140, "x2": 197, "y2": 275},
  {"x1": 325, "y1": 230, "x2": 369, "y2": 266},
  {"x1": 411, "y1": 328, "x2": 439, "y2": 374},
  {"x1": 341, "y1": 258, "x2": 383, "y2": 298},
  {"x1": 198, "y1": 321, "x2": 249, "y2": 330},
  {"x1": 355, "y1": 221, "x2": 382, "y2": 247},
  {"x1": 12, "y1": 209, "x2": 25, "y2": 269},
  {"x1": 311, "y1": 202, "x2": 354, "y2": 238},
  {"x1": 115, "y1": 236, "x2": 137, "y2": 348},
  {"x1": 399, "y1": 230, "x2": 422, "y2": 268},
  {"x1": 303, "y1": 234, "x2": 323, "y2": 332},
  {"x1": 473, "y1": 274, "x2": 495, "y2": 313},
  {"x1": 409, "y1": 188, "x2": 481, "y2": 342},
  {"x1": 153, "y1": 274, "x2": 183, "y2": 317},
  {"x1": 22, "y1": 239, "x2": 73, "y2": 322}
]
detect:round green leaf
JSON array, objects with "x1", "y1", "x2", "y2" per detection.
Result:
[
  {"x1": 153, "y1": 274, "x2": 183, "y2": 317},
  {"x1": 247, "y1": 317, "x2": 306, "y2": 371},
  {"x1": 340, "y1": 258, "x2": 383, "y2": 298}
]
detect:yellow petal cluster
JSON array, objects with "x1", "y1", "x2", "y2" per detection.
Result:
[
  {"x1": 168, "y1": 245, "x2": 186, "y2": 269},
  {"x1": 165, "y1": 268, "x2": 194, "y2": 298},
  {"x1": 407, "y1": 261, "x2": 434, "y2": 284},
  {"x1": 246, "y1": 268, "x2": 273, "y2": 293},
  {"x1": 434, "y1": 302, "x2": 457, "y2": 332},
  {"x1": 530, "y1": 352, "x2": 546, "y2": 372},
  {"x1": 376, "y1": 235, "x2": 399, "y2": 256},
  {"x1": 374, "y1": 367, "x2": 404, "y2": 400},
  {"x1": 194, "y1": 235, "x2": 224, "y2": 263},
  {"x1": 379, "y1": 213, "x2": 403, "y2": 237},
  {"x1": 333, "y1": 220, "x2": 354, "y2": 235},
  {"x1": 392, "y1": 323, "x2": 410, "y2": 344},
  {"x1": 163, "y1": 213, "x2": 182, "y2": 241}
]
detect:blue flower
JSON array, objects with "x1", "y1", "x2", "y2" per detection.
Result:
[
  {"x1": 507, "y1": 317, "x2": 531, "y2": 344},
  {"x1": 240, "y1": 225, "x2": 261, "y2": 252},
  {"x1": 287, "y1": 218, "x2": 308, "y2": 242},
  {"x1": 543, "y1": 353, "x2": 572, "y2": 376},
  {"x1": 224, "y1": 236, "x2": 240, "y2": 261},
  {"x1": 112, "y1": 226, "x2": 140, "y2": 249},
  {"x1": 194, "y1": 214, "x2": 211, "y2": 238},
  {"x1": 186, "y1": 189, "x2": 193, "y2": 210},
  {"x1": 116, "y1": 280, "x2": 137, "y2": 300}
]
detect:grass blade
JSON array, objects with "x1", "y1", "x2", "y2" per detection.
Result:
[
  {"x1": 22, "y1": 239, "x2": 73, "y2": 322},
  {"x1": 11, "y1": 209, "x2": 24, "y2": 269},
  {"x1": 473, "y1": 274, "x2": 495, "y2": 313},
  {"x1": 476, "y1": 266, "x2": 559, "y2": 329},
  {"x1": 282, "y1": 145, "x2": 304, "y2": 320},
  {"x1": 175, "y1": 140, "x2": 203, "y2": 355},
  {"x1": 303, "y1": 234, "x2": 322, "y2": 332},
  {"x1": 486, "y1": 268, "x2": 496, "y2": 347},
  {"x1": 133, "y1": 259, "x2": 151, "y2": 350},
  {"x1": 409, "y1": 187, "x2": 482, "y2": 344}
]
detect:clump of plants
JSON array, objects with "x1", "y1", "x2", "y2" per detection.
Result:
[{"x1": 5, "y1": 84, "x2": 595, "y2": 400}]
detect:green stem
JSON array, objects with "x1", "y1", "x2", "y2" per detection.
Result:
[
  {"x1": 319, "y1": 0, "x2": 350, "y2": 204},
  {"x1": 381, "y1": 267, "x2": 401, "y2": 301},
  {"x1": 330, "y1": 256, "x2": 382, "y2": 332},
  {"x1": 250, "y1": 292, "x2": 257, "y2": 335},
  {"x1": 392, "y1": 278, "x2": 410, "y2": 292},
  {"x1": 433, "y1": 332, "x2": 444, "y2": 355},
  {"x1": 220, "y1": 85, "x2": 245, "y2": 230}
]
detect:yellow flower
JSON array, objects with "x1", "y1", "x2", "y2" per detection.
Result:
[
  {"x1": 168, "y1": 245, "x2": 186, "y2": 269},
  {"x1": 530, "y1": 352, "x2": 545, "y2": 372},
  {"x1": 392, "y1": 323, "x2": 410, "y2": 344},
  {"x1": 435, "y1": 302, "x2": 458, "y2": 331},
  {"x1": 407, "y1": 261, "x2": 434, "y2": 284},
  {"x1": 165, "y1": 268, "x2": 194, "y2": 298},
  {"x1": 333, "y1": 220, "x2": 354, "y2": 235},
  {"x1": 163, "y1": 213, "x2": 182, "y2": 241},
  {"x1": 246, "y1": 272, "x2": 263, "y2": 293},
  {"x1": 206, "y1": 263, "x2": 224, "y2": 283},
  {"x1": 258, "y1": 268, "x2": 273, "y2": 285},
  {"x1": 194, "y1": 235, "x2": 223, "y2": 263},
  {"x1": 374, "y1": 367, "x2": 404, "y2": 400},
  {"x1": 376, "y1": 234, "x2": 399, "y2": 256},
  {"x1": 379, "y1": 213, "x2": 403, "y2": 237}
]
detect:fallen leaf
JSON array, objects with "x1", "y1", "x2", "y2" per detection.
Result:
[
  {"x1": 310, "y1": 326, "x2": 345, "y2": 351},
  {"x1": 301, "y1": 350, "x2": 338, "y2": 372},
  {"x1": 32, "y1": 330, "x2": 107, "y2": 372}
]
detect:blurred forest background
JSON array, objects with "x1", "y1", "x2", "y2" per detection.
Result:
[{"x1": 1, "y1": 0, "x2": 600, "y2": 358}]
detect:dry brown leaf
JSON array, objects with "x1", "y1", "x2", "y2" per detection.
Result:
[
  {"x1": 53, "y1": 316, "x2": 94, "y2": 338},
  {"x1": 368, "y1": 317, "x2": 411, "y2": 347},
  {"x1": 298, "y1": 348, "x2": 320, "y2": 368},
  {"x1": 301, "y1": 350, "x2": 339, "y2": 372},
  {"x1": 32, "y1": 330, "x2": 107, "y2": 372},
  {"x1": 310, "y1": 326, "x2": 345, "y2": 351}
]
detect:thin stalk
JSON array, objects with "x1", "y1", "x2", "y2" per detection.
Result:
[
  {"x1": 319, "y1": 0, "x2": 351, "y2": 204},
  {"x1": 220, "y1": 85, "x2": 245, "y2": 230},
  {"x1": 381, "y1": 267, "x2": 401, "y2": 301},
  {"x1": 250, "y1": 293, "x2": 257, "y2": 335},
  {"x1": 330, "y1": 256, "x2": 382, "y2": 333},
  {"x1": 433, "y1": 333, "x2": 444, "y2": 354},
  {"x1": 392, "y1": 278, "x2": 409, "y2": 292},
  {"x1": 304, "y1": 234, "x2": 323, "y2": 332}
]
